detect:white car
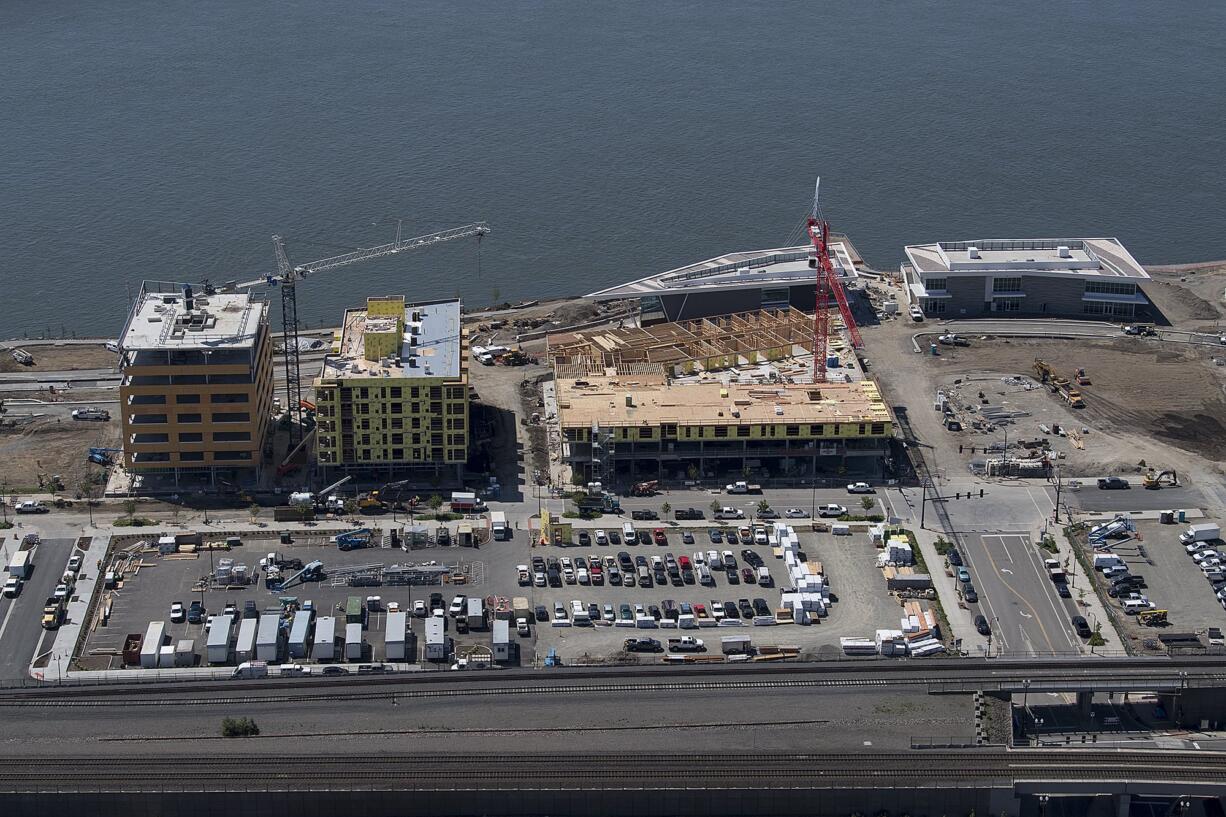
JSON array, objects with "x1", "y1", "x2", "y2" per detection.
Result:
[
  {"x1": 1193, "y1": 550, "x2": 1220, "y2": 564},
  {"x1": 846, "y1": 482, "x2": 874, "y2": 494},
  {"x1": 14, "y1": 501, "x2": 48, "y2": 514},
  {"x1": 753, "y1": 528, "x2": 768, "y2": 545},
  {"x1": 693, "y1": 552, "x2": 706, "y2": 568},
  {"x1": 448, "y1": 595, "x2": 466, "y2": 616},
  {"x1": 594, "y1": 529, "x2": 608, "y2": 545},
  {"x1": 553, "y1": 602, "x2": 568, "y2": 621},
  {"x1": 66, "y1": 554, "x2": 83, "y2": 574},
  {"x1": 412, "y1": 600, "x2": 427, "y2": 617},
  {"x1": 909, "y1": 304, "x2": 924, "y2": 322},
  {"x1": 816, "y1": 504, "x2": 847, "y2": 518},
  {"x1": 2, "y1": 577, "x2": 22, "y2": 597},
  {"x1": 170, "y1": 601, "x2": 185, "y2": 622},
  {"x1": 603, "y1": 603, "x2": 615, "y2": 623},
  {"x1": 706, "y1": 550, "x2": 720, "y2": 568},
  {"x1": 784, "y1": 508, "x2": 809, "y2": 518}
]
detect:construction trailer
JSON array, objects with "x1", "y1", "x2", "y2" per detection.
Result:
[
  {"x1": 425, "y1": 616, "x2": 451, "y2": 662},
  {"x1": 206, "y1": 614, "x2": 235, "y2": 665},
  {"x1": 466, "y1": 597, "x2": 486, "y2": 631},
  {"x1": 235, "y1": 617, "x2": 258, "y2": 663},
  {"x1": 287, "y1": 610, "x2": 314, "y2": 659},
  {"x1": 345, "y1": 622, "x2": 364, "y2": 661},
  {"x1": 256, "y1": 614, "x2": 282, "y2": 662},
  {"x1": 140, "y1": 621, "x2": 166, "y2": 669},
  {"x1": 492, "y1": 618, "x2": 512, "y2": 662},
  {"x1": 313, "y1": 616, "x2": 337, "y2": 660},
  {"x1": 385, "y1": 611, "x2": 408, "y2": 661},
  {"x1": 174, "y1": 639, "x2": 194, "y2": 668}
]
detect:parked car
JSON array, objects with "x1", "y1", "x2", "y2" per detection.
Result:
[
  {"x1": 947, "y1": 549, "x2": 963, "y2": 567},
  {"x1": 741, "y1": 549, "x2": 764, "y2": 568},
  {"x1": 681, "y1": 531, "x2": 695, "y2": 545},
  {"x1": 752, "y1": 598, "x2": 771, "y2": 617},
  {"x1": 631, "y1": 509, "x2": 658, "y2": 521},
  {"x1": 577, "y1": 530, "x2": 590, "y2": 546},
  {"x1": 1055, "y1": 582, "x2": 1071, "y2": 598},
  {"x1": 2, "y1": 577, "x2": 22, "y2": 598},
  {"x1": 1071, "y1": 615, "x2": 1092, "y2": 638},
  {"x1": 707, "y1": 529, "x2": 723, "y2": 544},
  {"x1": 66, "y1": 554, "x2": 83, "y2": 574},
  {"x1": 170, "y1": 601, "x2": 185, "y2": 622},
  {"x1": 756, "y1": 508, "x2": 780, "y2": 520},
  {"x1": 784, "y1": 508, "x2": 809, "y2": 518},
  {"x1": 534, "y1": 604, "x2": 548, "y2": 622},
  {"x1": 738, "y1": 599, "x2": 754, "y2": 618},
  {"x1": 1097, "y1": 477, "x2": 1130, "y2": 490},
  {"x1": 553, "y1": 602, "x2": 567, "y2": 622},
  {"x1": 846, "y1": 482, "x2": 874, "y2": 494},
  {"x1": 816, "y1": 504, "x2": 847, "y2": 518},
  {"x1": 624, "y1": 637, "x2": 663, "y2": 653},
  {"x1": 638, "y1": 530, "x2": 653, "y2": 546},
  {"x1": 449, "y1": 595, "x2": 466, "y2": 616},
  {"x1": 957, "y1": 567, "x2": 971, "y2": 583},
  {"x1": 609, "y1": 531, "x2": 621, "y2": 545},
  {"x1": 741, "y1": 567, "x2": 756, "y2": 584},
  {"x1": 974, "y1": 615, "x2": 991, "y2": 636},
  {"x1": 594, "y1": 529, "x2": 607, "y2": 545},
  {"x1": 909, "y1": 304, "x2": 925, "y2": 322},
  {"x1": 963, "y1": 584, "x2": 978, "y2": 604},
  {"x1": 187, "y1": 601, "x2": 204, "y2": 624},
  {"x1": 653, "y1": 529, "x2": 668, "y2": 546},
  {"x1": 321, "y1": 665, "x2": 349, "y2": 676}
]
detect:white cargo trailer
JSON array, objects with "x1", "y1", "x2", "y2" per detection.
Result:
[
  {"x1": 206, "y1": 614, "x2": 235, "y2": 664},
  {"x1": 492, "y1": 618, "x2": 512, "y2": 662},
  {"x1": 287, "y1": 610, "x2": 313, "y2": 659},
  {"x1": 140, "y1": 621, "x2": 166, "y2": 669},
  {"x1": 235, "y1": 617, "x2": 258, "y2": 663},
  {"x1": 385, "y1": 611, "x2": 408, "y2": 660},
  {"x1": 313, "y1": 616, "x2": 337, "y2": 660},
  {"x1": 425, "y1": 616, "x2": 451, "y2": 661},
  {"x1": 256, "y1": 614, "x2": 281, "y2": 662},
  {"x1": 345, "y1": 622, "x2": 364, "y2": 661}
]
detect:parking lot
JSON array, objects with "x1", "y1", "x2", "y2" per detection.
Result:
[
  {"x1": 79, "y1": 532, "x2": 499, "y2": 670},
  {"x1": 1076, "y1": 516, "x2": 1226, "y2": 652},
  {"x1": 522, "y1": 522, "x2": 904, "y2": 664}
]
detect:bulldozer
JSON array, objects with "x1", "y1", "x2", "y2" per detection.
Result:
[{"x1": 1143, "y1": 470, "x2": 1179, "y2": 490}]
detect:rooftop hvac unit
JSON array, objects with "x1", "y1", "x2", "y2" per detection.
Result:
[
  {"x1": 967, "y1": 246, "x2": 980, "y2": 259},
  {"x1": 1058, "y1": 245, "x2": 1071, "y2": 258},
  {"x1": 407, "y1": 357, "x2": 418, "y2": 368},
  {"x1": 147, "y1": 315, "x2": 163, "y2": 322}
]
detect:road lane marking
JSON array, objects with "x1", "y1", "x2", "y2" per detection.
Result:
[
  {"x1": 976, "y1": 534, "x2": 1059, "y2": 654},
  {"x1": 1017, "y1": 532, "x2": 1081, "y2": 651},
  {"x1": 0, "y1": 595, "x2": 20, "y2": 646}
]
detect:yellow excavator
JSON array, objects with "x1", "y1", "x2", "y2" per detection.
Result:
[
  {"x1": 1143, "y1": 470, "x2": 1179, "y2": 490},
  {"x1": 1033, "y1": 359, "x2": 1085, "y2": 408}
]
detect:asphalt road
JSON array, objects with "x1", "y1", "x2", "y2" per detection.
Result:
[
  {"x1": 0, "y1": 537, "x2": 73, "y2": 680},
  {"x1": 1064, "y1": 484, "x2": 1205, "y2": 514}
]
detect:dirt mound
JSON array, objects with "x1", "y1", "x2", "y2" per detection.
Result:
[{"x1": 1146, "y1": 279, "x2": 1221, "y2": 323}]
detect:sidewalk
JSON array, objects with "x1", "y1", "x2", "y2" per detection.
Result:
[
  {"x1": 1040, "y1": 521, "x2": 1116, "y2": 654},
  {"x1": 909, "y1": 526, "x2": 985, "y2": 655}
]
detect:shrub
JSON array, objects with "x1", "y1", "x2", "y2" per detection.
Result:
[{"x1": 221, "y1": 716, "x2": 260, "y2": 738}]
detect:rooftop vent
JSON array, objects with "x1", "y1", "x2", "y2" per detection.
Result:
[
  {"x1": 967, "y1": 246, "x2": 980, "y2": 259},
  {"x1": 1057, "y1": 245, "x2": 1071, "y2": 258}
]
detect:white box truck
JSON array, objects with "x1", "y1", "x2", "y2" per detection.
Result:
[
  {"x1": 385, "y1": 611, "x2": 408, "y2": 661},
  {"x1": 206, "y1": 614, "x2": 235, "y2": 664},
  {"x1": 1180, "y1": 523, "x2": 1221, "y2": 546},
  {"x1": 466, "y1": 597, "x2": 486, "y2": 630},
  {"x1": 490, "y1": 511, "x2": 509, "y2": 541},
  {"x1": 7, "y1": 550, "x2": 33, "y2": 579},
  {"x1": 256, "y1": 614, "x2": 281, "y2": 662},
  {"x1": 235, "y1": 617, "x2": 258, "y2": 663},
  {"x1": 140, "y1": 621, "x2": 166, "y2": 669},
  {"x1": 313, "y1": 616, "x2": 336, "y2": 660},
  {"x1": 425, "y1": 616, "x2": 450, "y2": 661},
  {"x1": 345, "y1": 622, "x2": 363, "y2": 661}
]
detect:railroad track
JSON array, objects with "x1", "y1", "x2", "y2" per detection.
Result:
[{"x1": 2, "y1": 751, "x2": 1225, "y2": 789}]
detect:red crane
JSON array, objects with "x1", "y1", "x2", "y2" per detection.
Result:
[{"x1": 807, "y1": 183, "x2": 862, "y2": 383}]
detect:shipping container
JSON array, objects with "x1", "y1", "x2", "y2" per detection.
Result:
[
  {"x1": 385, "y1": 611, "x2": 408, "y2": 661},
  {"x1": 235, "y1": 617, "x2": 258, "y2": 662},
  {"x1": 174, "y1": 639, "x2": 195, "y2": 668},
  {"x1": 140, "y1": 621, "x2": 166, "y2": 668},
  {"x1": 313, "y1": 616, "x2": 337, "y2": 660},
  {"x1": 206, "y1": 613, "x2": 235, "y2": 665},
  {"x1": 256, "y1": 614, "x2": 281, "y2": 662},
  {"x1": 345, "y1": 622, "x2": 364, "y2": 661},
  {"x1": 288, "y1": 610, "x2": 313, "y2": 659}
]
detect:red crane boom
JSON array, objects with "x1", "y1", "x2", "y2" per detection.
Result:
[{"x1": 808, "y1": 215, "x2": 863, "y2": 384}]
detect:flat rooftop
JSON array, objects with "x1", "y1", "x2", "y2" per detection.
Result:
[
  {"x1": 905, "y1": 238, "x2": 1149, "y2": 280},
  {"x1": 587, "y1": 242, "x2": 855, "y2": 300},
  {"x1": 556, "y1": 372, "x2": 890, "y2": 429},
  {"x1": 319, "y1": 299, "x2": 463, "y2": 381},
  {"x1": 121, "y1": 282, "x2": 266, "y2": 351}
]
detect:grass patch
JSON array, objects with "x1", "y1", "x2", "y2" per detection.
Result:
[
  {"x1": 113, "y1": 517, "x2": 156, "y2": 527},
  {"x1": 933, "y1": 537, "x2": 953, "y2": 556},
  {"x1": 562, "y1": 510, "x2": 601, "y2": 520},
  {"x1": 1037, "y1": 534, "x2": 1059, "y2": 554},
  {"x1": 836, "y1": 514, "x2": 885, "y2": 523},
  {"x1": 0, "y1": 521, "x2": 12, "y2": 530}
]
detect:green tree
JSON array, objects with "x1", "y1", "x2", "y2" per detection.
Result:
[
  {"x1": 248, "y1": 504, "x2": 260, "y2": 524},
  {"x1": 428, "y1": 494, "x2": 444, "y2": 511},
  {"x1": 757, "y1": 499, "x2": 770, "y2": 515},
  {"x1": 860, "y1": 496, "x2": 875, "y2": 512},
  {"x1": 1088, "y1": 625, "x2": 1106, "y2": 653},
  {"x1": 343, "y1": 498, "x2": 360, "y2": 516},
  {"x1": 710, "y1": 499, "x2": 721, "y2": 514},
  {"x1": 686, "y1": 464, "x2": 699, "y2": 482},
  {"x1": 660, "y1": 501, "x2": 672, "y2": 516},
  {"x1": 122, "y1": 498, "x2": 137, "y2": 522},
  {"x1": 296, "y1": 503, "x2": 312, "y2": 523},
  {"x1": 221, "y1": 716, "x2": 260, "y2": 737}
]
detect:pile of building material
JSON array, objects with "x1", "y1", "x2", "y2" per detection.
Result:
[
  {"x1": 878, "y1": 535, "x2": 914, "y2": 566},
  {"x1": 875, "y1": 629, "x2": 907, "y2": 656},
  {"x1": 214, "y1": 558, "x2": 251, "y2": 587},
  {"x1": 775, "y1": 522, "x2": 828, "y2": 624},
  {"x1": 900, "y1": 600, "x2": 944, "y2": 656}
]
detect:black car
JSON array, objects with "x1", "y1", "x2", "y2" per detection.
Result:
[
  {"x1": 624, "y1": 637, "x2": 663, "y2": 653},
  {"x1": 634, "y1": 555, "x2": 648, "y2": 567},
  {"x1": 588, "y1": 603, "x2": 601, "y2": 621},
  {"x1": 722, "y1": 601, "x2": 739, "y2": 619},
  {"x1": 947, "y1": 549, "x2": 963, "y2": 567},
  {"x1": 752, "y1": 597, "x2": 771, "y2": 617},
  {"x1": 609, "y1": 531, "x2": 622, "y2": 545},
  {"x1": 741, "y1": 549, "x2": 764, "y2": 568},
  {"x1": 618, "y1": 551, "x2": 634, "y2": 571},
  {"x1": 631, "y1": 509, "x2": 658, "y2": 521},
  {"x1": 638, "y1": 531, "x2": 653, "y2": 546},
  {"x1": 187, "y1": 601, "x2": 204, "y2": 624},
  {"x1": 535, "y1": 605, "x2": 549, "y2": 622},
  {"x1": 738, "y1": 599, "x2": 754, "y2": 618},
  {"x1": 963, "y1": 584, "x2": 978, "y2": 604},
  {"x1": 321, "y1": 665, "x2": 349, "y2": 676},
  {"x1": 1055, "y1": 582, "x2": 1071, "y2": 598},
  {"x1": 1071, "y1": 615, "x2": 1092, "y2": 638},
  {"x1": 662, "y1": 599, "x2": 679, "y2": 620},
  {"x1": 1097, "y1": 477, "x2": 1130, "y2": 490},
  {"x1": 722, "y1": 552, "x2": 737, "y2": 570},
  {"x1": 707, "y1": 529, "x2": 723, "y2": 544},
  {"x1": 578, "y1": 531, "x2": 591, "y2": 546},
  {"x1": 726, "y1": 531, "x2": 739, "y2": 545},
  {"x1": 648, "y1": 604, "x2": 662, "y2": 621},
  {"x1": 974, "y1": 615, "x2": 991, "y2": 636},
  {"x1": 726, "y1": 568, "x2": 740, "y2": 585}
]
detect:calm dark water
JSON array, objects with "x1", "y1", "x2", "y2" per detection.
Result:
[{"x1": 2, "y1": 0, "x2": 1224, "y2": 337}]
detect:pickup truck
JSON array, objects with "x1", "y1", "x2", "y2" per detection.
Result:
[
  {"x1": 624, "y1": 637, "x2": 663, "y2": 653},
  {"x1": 41, "y1": 597, "x2": 64, "y2": 629},
  {"x1": 668, "y1": 636, "x2": 706, "y2": 653},
  {"x1": 725, "y1": 481, "x2": 762, "y2": 494},
  {"x1": 1043, "y1": 558, "x2": 1066, "y2": 581},
  {"x1": 630, "y1": 509, "x2": 658, "y2": 521},
  {"x1": 674, "y1": 508, "x2": 704, "y2": 520},
  {"x1": 816, "y1": 503, "x2": 847, "y2": 518},
  {"x1": 714, "y1": 507, "x2": 745, "y2": 520}
]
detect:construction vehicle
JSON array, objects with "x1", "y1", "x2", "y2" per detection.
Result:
[
  {"x1": 356, "y1": 492, "x2": 388, "y2": 513},
  {"x1": 806, "y1": 178, "x2": 863, "y2": 384},
  {"x1": 334, "y1": 528, "x2": 374, "y2": 551},
  {"x1": 10, "y1": 348, "x2": 33, "y2": 366},
  {"x1": 288, "y1": 475, "x2": 353, "y2": 512},
  {"x1": 270, "y1": 560, "x2": 325, "y2": 591},
  {"x1": 232, "y1": 220, "x2": 490, "y2": 447},
  {"x1": 71, "y1": 407, "x2": 110, "y2": 421},
  {"x1": 1074, "y1": 368, "x2": 1091, "y2": 386},
  {"x1": 41, "y1": 596, "x2": 64, "y2": 630},
  {"x1": 1137, "y1": 609, "x2": 1168, "y2": 627},
  {"x1": 1123, "y1": 324, "x2": 1156, "y2": 336},
  {"x1": 1054, "y1": 382, "x2": 1085, "y2": 408},
  {"x1": 630, "y1": 480, "x2": 659, "y2": 497},
  {"x1": 1143, "y1": 469, "x2": 1179, "y2": 490}
]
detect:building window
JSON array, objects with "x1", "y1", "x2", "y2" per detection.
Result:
[
  {"x1": 213, "y1": 412, "x2": 250, "y2": 423},
  {"x1": 446, "y1": 386, "x2": 465, "y2": 400},
  {"x1": 179, "y1": 452, "x2": 205, "y2": 462},
  {"x1": 177, "y1": 413, "x2": 202, "y2": 424},
  {"x1": 736, "y1": 426, "x2": 750, "y2": 437},
  {"x1": 713, "y1": 426, "x2": 728, "y2": 438},
  {"x1": 661, "y1": 424, "x2": 677, "y2": 438},
  {"x1": 925, "y1": 277, "x2": 947, "y2": 292},
  {"x1": 392, "y1": 448, "x2": 404, "y2": 460},
  {"x1": 871, "y1": 423, "x2": 886, "y2": 435},
  {"x1": 210, "y1": 393, "x2": 248, "y2": 404},
  {"x1": 785, "y1": 425, "x2": 799, "y2": 437},
  {"x1": 131, "y1": 433, "x2": 169, "y2": 444},
  {"x1": 391, "y1": 418, "x2": 403, "y2": 429},
  {"x1": 178, "y1": 432, "x2": 203, "y2": 443},
  {"x1": 132, "y1": 413, "x2": 168, "y2": 425},
  {"x1": 214, "y1": 451, "x2": 252, "y2": 461},
  {"x1": 992, "y1": 298, "x2": 1023, "y2": 312},
  {"x1": 213, "y1": 431, "x2": 251, "y2": 442},
  {"x1": 926, "y1": 299, "x2": 947, "y2": 314},
  {"x1": 392, "y1": 433, "x2": 404, "y2": 445},
  {"x1": 810, "y1": 424, "x2": 824, "y2": 436},
  {"x1": 857, "y1": 423, "x2": 866, "y2": 435},
  {"x1": 360, "y1": 418, "x2": 370, "y2": 431},
  {"x1": 993, "y1": 277, "x2": 1023, "y2": 293},
  {"x1": 761, "y1": 286, "x2": 790, "y2": 309},
  {"x1": 175, "y1": 394, "x2": 200, "y2": 404},
  {"x1": 1083, "y1": 301, "x2": 1135, "y2": 317},
  {"x1": 1085, "y1": 281, "x2": 1137, "y2": 296}
]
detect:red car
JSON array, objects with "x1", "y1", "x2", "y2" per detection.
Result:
[
  {"x1": 741, "y1": 567, "x2": 756, "y2": 584},
  {"x1": 653, "y1": 528, "x2": 668, "y2": 545},
  {"x1": 678, "y1": 555, "x2": 692, "y2": 571}
]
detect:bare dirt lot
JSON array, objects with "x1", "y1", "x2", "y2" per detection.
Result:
[
  {"x1": 0, "y1": 343, "x2": 117, "y2": 373},
  {"x1": 1145, "y1": 264, "x2": 1226, "y2": 330},
  {"x1": 0, "y1": 413, "x2": 118, "y2": 493}
]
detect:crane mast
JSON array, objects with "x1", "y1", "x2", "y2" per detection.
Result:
[
  {"x1": 807, "y1": 180, "x2": 862, "y2": 383},
  {"x1": 262, "y1": 222, "x2": 490, "y2": 444}
]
